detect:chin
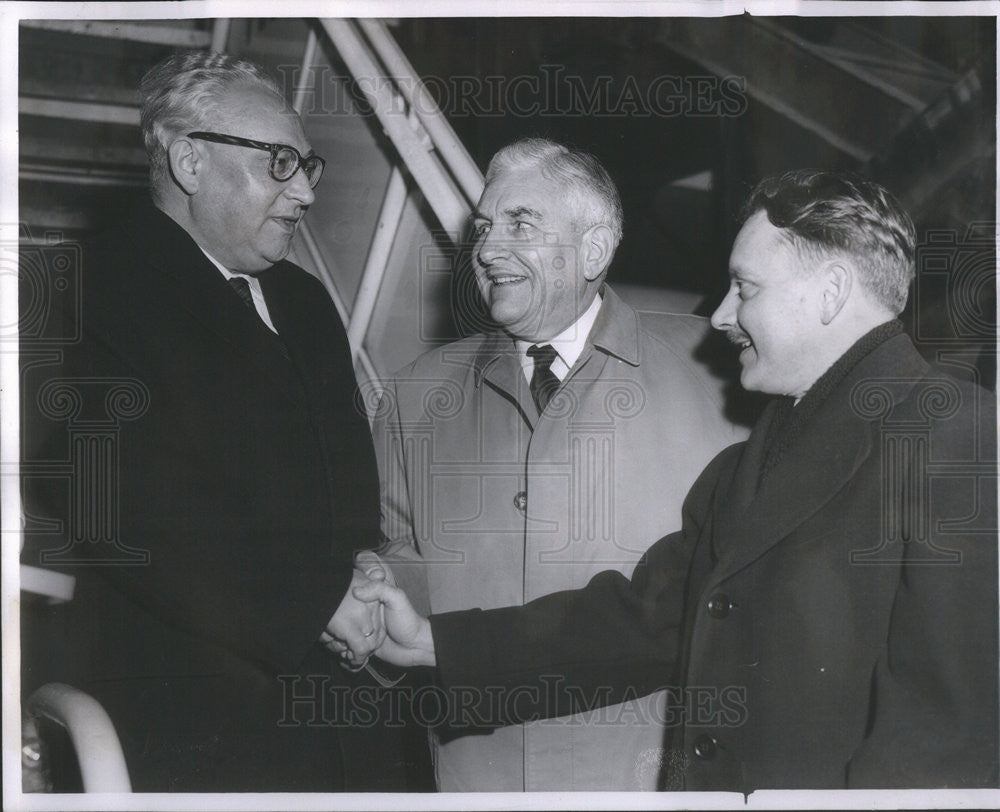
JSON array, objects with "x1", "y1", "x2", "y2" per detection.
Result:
[
  {"x1": 262, "y1": 246, "x2": 291, "y2": 266},
  {"x1": 739, "y1": 372, "x2": 768, "y2": 395},
  {"x1": 490, "y1": 304, "x2": 530, "y2": 329}
]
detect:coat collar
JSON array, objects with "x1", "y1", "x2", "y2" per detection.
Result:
[
  {"x1": 122, "y1": 205, "x2": 302, "y2": 402},
  {"x1": 587, "y1": 285, "x2": 642, "y2": 367},
  {"x1": 471, "y1": 284, "x2": 642, "y2": 390},
  {"x1": 709, "y1": 332, "x2": 930, "y2": 584},
  {"x1": 123, "y1": 204, "x2": 243, "y2": 336}
]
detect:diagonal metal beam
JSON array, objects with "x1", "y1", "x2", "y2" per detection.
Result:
[
  {"x1": 346, "y1": 166, "x2": 408, "y2": 363},
  {"x1": 319, "y1": 18, "x2": 472, "y2": 244},
  {"x1": 356, "y1": 18, "x2": 484, "y2": 207},
  {"x1": 658, "y1": 17, "x2": 936, "y2": 162}
]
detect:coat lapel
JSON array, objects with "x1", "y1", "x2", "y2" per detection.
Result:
[
  {"x1": 710, "y1": 404, "x2": 872, "y2": 583},
  {"x1": 707, "y1": 334, "x2": 927, "y2": 585},
  {"x1": 128, "y1": 208, "x2": 302, "y2": 403},
  {"x1": 474, "y1": 332, "x2": 538, "y2": 428},
  {"x1": 473, "y1": 286, "x2": 641, "y2": 431},
  {"x1": 586, "y1": 286, "x2": 641, "y2": 368}
]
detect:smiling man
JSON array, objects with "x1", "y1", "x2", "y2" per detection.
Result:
[
  {"x1": 20, "y1": 51, "x2": 399, "y2": 791},
  {"x1": 361, "y1": 169, "x2": 998, "y2": 792},
  {"x1": 370, "y1": 138, "x2": 744, "y2": 791}
]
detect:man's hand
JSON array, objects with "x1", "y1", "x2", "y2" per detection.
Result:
[
  {"x1": 320, "y1": 552, "x2": 393, "y2": 666},
  {"x1": 352, "y1": 578, "x2": 436, "y2": 668}
]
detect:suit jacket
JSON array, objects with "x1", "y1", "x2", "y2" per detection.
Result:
[
  {"x1": 21, "y1": 205, "x2": 385, "y2": 791},
  {"x1": 431, "y1": 330, "x2": 998, "y2": 791},
  {"x1": 374, "y1": 287, "x2": 746, "y2": 790}
]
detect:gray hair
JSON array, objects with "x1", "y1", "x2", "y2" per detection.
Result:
[
  {"x1": 486, "y1": 138, "x2": 624, "y2": 247},
  {"x1": 139, "y1": 51, "x2": 284, "y2": 200},
  {"x1": 743, "y1": 169, "x2": 915, "y2": 315}
]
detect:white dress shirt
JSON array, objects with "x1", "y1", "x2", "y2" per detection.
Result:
[
  {"x1": 200, "y1": 248, "x2": 278, "y2": 334},
  {"x1": 515, "y1": 293, "x2": 603, "y2": 383}
]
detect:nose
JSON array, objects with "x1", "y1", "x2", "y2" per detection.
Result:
[
  {"x1": 478, "y1": 230, "x2": 507, "y2": 268},
  {"x1": 285, "y1": 166, "x2": 316, "y2": 206},
  {"x1": 710, "y1": 286, "x2": 737, "y2": 332}
]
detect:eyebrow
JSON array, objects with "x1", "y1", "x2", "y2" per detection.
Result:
[
  {"x1": 505, "y1": 205, "x2": 543, "y2": 221},
  {"x1": 270, "y1": 137, "x2": 315, "y2": 158},
  {"x1": 470, "y1": 205, "x2": 544, "y2": 222}
]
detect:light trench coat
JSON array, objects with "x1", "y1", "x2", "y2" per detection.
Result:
[{"x1": 373, "y1": 287, "x2": 746, "y2": 791}]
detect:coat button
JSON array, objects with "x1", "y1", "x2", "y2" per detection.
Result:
[
  {"x1": 693, "y1": 734, "x2": 718, "y2": 760},
  {"x1": 513, "y1": 491, "x2": 527, "y2": 511},
  {"x1": 707, "y1": 593, "x2": 731, "y2": 618}
]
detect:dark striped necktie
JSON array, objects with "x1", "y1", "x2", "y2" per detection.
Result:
[
  {"x1": 228, "y1": 276, "x2": 256, "y2": 312},
  {"x1": 527, "y1": 343, "x2": 560, "y2": 414}
]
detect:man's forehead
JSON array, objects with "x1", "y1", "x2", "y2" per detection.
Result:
[
  {"x1": 211, "y1": 85, "x2": 311, "y2": 151},
  {"x1": 731, "y1": 212, "x2": 790, "y2": 256},
  {"x1": 729, "y1": 214, "x2": 821, "y2": 283},
  {"x1": 477, "y1": 170, "x2": 562, "y2": 215}
]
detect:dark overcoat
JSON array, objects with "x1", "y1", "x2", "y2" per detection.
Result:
[{"x1": 21, "y1": 206, "x2": 387, "y2": 791}]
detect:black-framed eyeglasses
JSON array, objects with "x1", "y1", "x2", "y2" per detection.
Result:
[{"x1": 187, "y1": 131, "x2": 326, "y2": 189}]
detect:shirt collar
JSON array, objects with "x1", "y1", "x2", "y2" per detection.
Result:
[
  {"x1": 472, "y1": 285, "x2": 643, "y2": 388},
  {"x1": 514, "y1": 293, "x2": 603, "y2": 371},
  {"x1": 200, "y1": 247, "x2": 242, "y2": 281}
]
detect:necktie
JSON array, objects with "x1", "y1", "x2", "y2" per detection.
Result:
[
  {"x1": 228, "y1": 276, "x2": 256, "y2": 312},
  {"x1": 527, "y1": 343, "x2": 560, "y2": 414}
]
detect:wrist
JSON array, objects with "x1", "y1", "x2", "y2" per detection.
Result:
[{"x1": 414, "y1": 617, "x2": 436, "y2": 667}]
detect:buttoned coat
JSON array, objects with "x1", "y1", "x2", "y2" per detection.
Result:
[
  {"x1": 432, "y1": 331, "x2": 999, "y2": 791},
  {"x1": 374, "y1": 287, "x2": 746, "y2": 790},
  {"x1": 21, "y1": 206, "x2": 391, "y2": 791}
]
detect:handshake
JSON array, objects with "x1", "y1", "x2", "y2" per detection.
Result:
[{"x1": 319, "y1": 551, "x2": 437, "y2": 669}]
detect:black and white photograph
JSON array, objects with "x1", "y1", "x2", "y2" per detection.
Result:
[{"x1": 4, "y1": 1, "x2": 998, "y2": 809}]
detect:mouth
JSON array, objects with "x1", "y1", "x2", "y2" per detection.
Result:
[
  {"x1": 271, "y1": 216, "x2": 300, "y2": 233},
  {"x1": 487, "y1": 273, "x2": 528, "y2": 288},
  {"x1": 728, "y1": 332, "x2": 754, "y2": 360}
]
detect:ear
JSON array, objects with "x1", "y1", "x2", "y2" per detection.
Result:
[
  {"x1": 819, "y1": 262, "x2": 852, "y2": 325},
  {"x1": 167, "y1": 136, "x2": 203, "y2": 196},
  {"x1": 580, "y1": 223, "x2": 616, "y2": 282}
]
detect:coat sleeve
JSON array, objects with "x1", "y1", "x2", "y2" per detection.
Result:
[
  {"x1": 428, "y1": 449, "x2": 732, "y2": 726},
  {"x1": 846, "y1": 395, "x2": 998, "y2": 788}
]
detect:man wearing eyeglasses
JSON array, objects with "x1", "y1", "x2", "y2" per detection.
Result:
[{"x1": 20, "y1": 51, "x2": 410, "y2": 791}]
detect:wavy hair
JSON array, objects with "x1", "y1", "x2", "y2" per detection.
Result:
[
  {"x1": 743, "y1": 169, "x2": 916, "y2": 314},
  {"x1": 486, "y1": 138, "x2": 624, "y2": 248}
]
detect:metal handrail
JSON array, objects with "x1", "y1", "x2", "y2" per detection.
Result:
[
  {"x1": 355, "y1": 18, "x2": 485, "y2": 207},
  {"x1": 346, "y1": 166, "x2": 408, "y2": 361},
  {"x1": 319, "y1": 18, "x2": 474, "y2": 244},
  {"x1": 312, "y1": 17, "x2": 486, "y2": 381},
  {"x1": 290, "y1": 26, "x2": 381, "y2": 382},
  {"x1": 26, "y1": 683, "x2": 132, "y2": 793}
]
